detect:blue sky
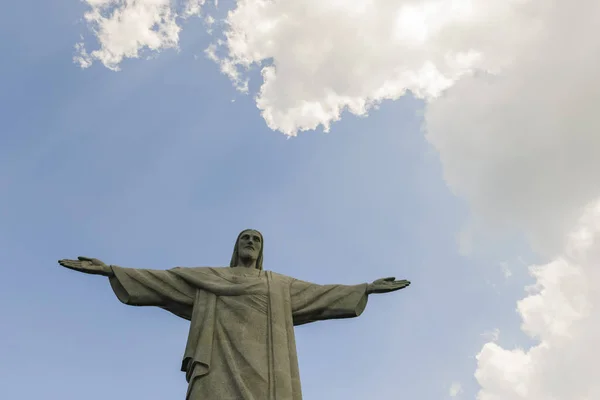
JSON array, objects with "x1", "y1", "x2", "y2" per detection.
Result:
[{"x1": 0, "y1": 2, "x2": 548, "y2": 399}]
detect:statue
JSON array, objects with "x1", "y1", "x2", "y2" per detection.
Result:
[{"x1": 59, "y1": 229, "x2": 410, "y2": 400}]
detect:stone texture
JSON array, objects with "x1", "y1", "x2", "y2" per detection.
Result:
[{"x1": 58, "y1": 229, "x2": 410, "y2": 399}]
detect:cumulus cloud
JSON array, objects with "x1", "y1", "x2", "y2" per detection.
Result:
[
  {"x1": 475, "y1": 202, "x2": 598, "y2": 400},
  {"x1": 420, "y1": 1, "x2": 600, "y2": 398},
  {"x1": 76, "y1": 0, "x2": 530, "y2": 133},
  {"x1": 74, "y1": 0, "x2": 204, "y2": 70},
  {"x1": 424, "y1": 0, "x2": 600, "y2": 252},
  {"x1": 211, "y1": 0, "x2": 499, "y2": 134}
]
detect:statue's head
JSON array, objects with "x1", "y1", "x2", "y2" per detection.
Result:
[{"x1": 230, "y1": 229, "x2": 264, "y2": 270}]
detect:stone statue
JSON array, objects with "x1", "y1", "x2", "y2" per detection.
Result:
[{"x1": 59, "y1": 229, "x2": 410, "y2": 400}]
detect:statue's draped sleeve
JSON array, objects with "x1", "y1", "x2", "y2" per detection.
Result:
[
  {"x1": 289, "y1": 278, "x2": 369, "y2": 326},
  {"x1": 109, "y1": 265, "x2": 269, "y2": 393},
  {"x1": 109, "y1": 266, "x2": 197, "y2": 320}
]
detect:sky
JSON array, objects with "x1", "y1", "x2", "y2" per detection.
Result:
[{"x1": 0, "y1": 0, "x2": 598, "y2": 399}]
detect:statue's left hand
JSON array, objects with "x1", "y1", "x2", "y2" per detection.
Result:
[{"x1": 367, "y1": 277, "x2": 410, "y2": 294}]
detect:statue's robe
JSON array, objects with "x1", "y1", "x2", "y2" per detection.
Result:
[{"x1": 109, "y1": 266, "x2": 368, "y2": 400}]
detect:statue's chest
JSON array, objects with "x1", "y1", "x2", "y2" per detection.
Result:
[{"x1": 220, "y1": 271, "x2": 290, "y2": 306}]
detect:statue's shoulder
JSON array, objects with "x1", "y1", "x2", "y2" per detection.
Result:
[{"x1": 268, "y1": 271, "x2": 294, "y2": 284}]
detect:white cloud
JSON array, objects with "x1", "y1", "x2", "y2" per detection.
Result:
[
  {"x1": 183, "y1": 0, "x2": 205, "y2": 17},
  {"x1": 421, "y1": 1, "x2": 600, "y2": 398},
  {"x1": 449, "y1": 381, "x2": 463, "y2": 397},
  {"x1": 475, "y1": 202, "x2": 598, "y2": 400},
  {"x1": 75, "y1": 0, "x2": 204, "y2": 70},
  {"x1": 204, "y1": 14, "x2": 215, "y2": 34},
  {"x1": 210, "y1": 0, "x2": 507, "y2": 135},
  {"x1": 424, "y1": 10, "x2": 600, "y2": 253}
]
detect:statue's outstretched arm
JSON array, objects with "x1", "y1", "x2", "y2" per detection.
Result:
[
  {"x1": 59, "y1": 256, "x2": 195, "y2": 317},
  {"x1": 290, "y1": 279, "x2": 369, "y2": 325}
]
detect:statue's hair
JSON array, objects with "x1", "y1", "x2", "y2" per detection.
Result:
[{"x1": 230, "y1": 229, "x2": 264, "y2": 270}]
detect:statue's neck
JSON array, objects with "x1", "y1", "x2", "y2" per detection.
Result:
[{"x1": 233, "y1": 257, "x2": 257, "y2": 270}]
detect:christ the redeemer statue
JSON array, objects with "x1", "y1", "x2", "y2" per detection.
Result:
[{"x1": 59, "y1": 229, "x2": 410, "y2": 400}]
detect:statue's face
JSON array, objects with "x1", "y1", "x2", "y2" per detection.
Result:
[{"x1": 237, "y1": 230, "x2": 262, "y2": 262}]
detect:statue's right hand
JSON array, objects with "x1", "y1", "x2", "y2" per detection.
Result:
[{"x1": 58, "y1": 256, "x2": 114, "y2": 277}]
